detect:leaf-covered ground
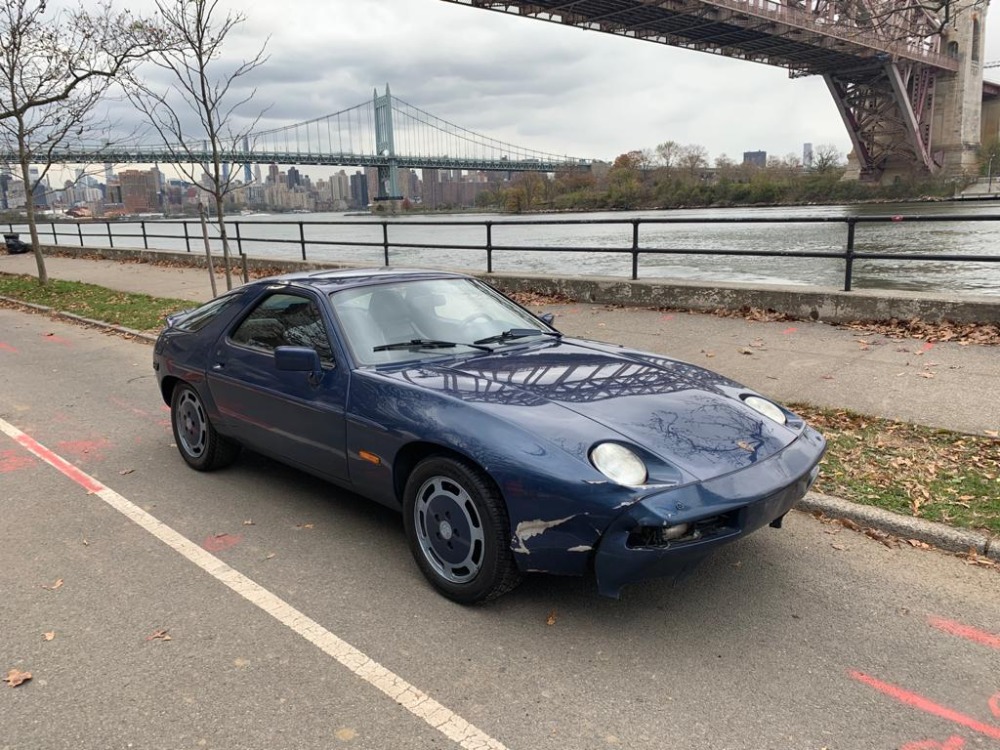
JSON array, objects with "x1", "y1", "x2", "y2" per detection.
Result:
[
  {"x1": 793, "y1": 405, "x2": 1000, "y2": 535},
  {"x1": 0, "y1": 275, "x2": 194, "y2": 332}
]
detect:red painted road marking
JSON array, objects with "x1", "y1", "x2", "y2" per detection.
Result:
[
  {"x1": 43, "y1": 333, "x2": 72, "y2": 346},
  {"x1": 901, "y1": 737, "x2": 965, "y2": 750},
  {"x1": 850, "y1": 671, "x2": 1000, "y2": 741},
  {"x1": 660, "y1": 314, "x2": 674, "y2": 321},
  {"x1": 0, "y1": 449, "x2": 36, "y2": 473},
  {"x1": 921, "y1": 341, "x2": 935, "y2": 352},
  {"x1": 6, "y1": 431, "x2": 103, "y2": 494},
  {"x1": 990, "y1": 693, "x2": 1000, "y2": 719},
  {"x1": 783, "y1": 327, "x2": 798, "y2": 335},
  {"x1": 0, "y1": 342, "x2": 17, "y2": 353},
  {"x1": 202, "y1": 533, "x2": 243, "y2": 553},
  {"x1": 928, "y1": 617, "x2": 1000, "y2": 650}
]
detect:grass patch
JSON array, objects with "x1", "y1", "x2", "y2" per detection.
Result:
[
  {"x1": 0, "y1": 274, "x2": 194, "y2": 332},
  {"x1": 2, "y1": 273, "x2": 997, "y2": 536},
  {"x1": 793, "y1": 404, "x2": 1000, "y2": 536}
]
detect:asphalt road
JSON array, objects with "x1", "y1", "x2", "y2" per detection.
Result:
[{"x1": 1, "y1": 308, "x2": 998, "y2": 750}]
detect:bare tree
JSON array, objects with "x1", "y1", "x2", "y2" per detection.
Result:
[
  {"x1": 128, "y1": 0, "x2": 269, "y2": 290},
  {"x1": 812, "y1": 144, "x2": 844, "y2": 173},
  {"x1": 0, "y1": 0, "x2": 163, "y2": 284}
]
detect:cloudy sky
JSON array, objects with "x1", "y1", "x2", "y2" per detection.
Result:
[{"x1": 127, "y1": 0, "x2": 1000, "y2": 168}]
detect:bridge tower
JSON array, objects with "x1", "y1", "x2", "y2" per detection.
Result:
[
  {"x1": 373, "y1": 85, "x2": 402, "y2": 202},
  {"x1": 931, "y1": 0, "x2": 988, "y2": 176},
  {"x1": 828, "y1": 0, "x2": 987, "y2": 181}
]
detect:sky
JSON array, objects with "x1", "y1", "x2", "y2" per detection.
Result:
[{"x1": 117, "y1": 0, "x2": 1000, "y2": 169}]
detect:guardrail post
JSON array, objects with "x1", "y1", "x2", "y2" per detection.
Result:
[
  {"x1": 631, "y1": 220, "x2": 640, "y2": 280},
  {"x1": 184, "y1": 221, "x2": 191, "y2": 252},
  {"x1": 486, "y1": 221, "x2": 493, "y2": 273},
  {"x1": 298, "y1": 221, "x2": 306, "y2": 261},
  {"x1": 844, "y1": 218, "x2": 856, "y2": 292},
  {"x1": 50, "y1": 222, "x2": 57, "y2": 245},
  {"x1": 382, "y1": 221, "x2": 390, "y2": 266},
  {"x1": 106, "y1": 221, "x2": 114, "y2": 249},
  {"x1": 141, "y1": 221, "x2": 149, "y2": 249},
  {"x1": 77, "y1": 223, "x2": 83, "y2": 246},
  {"x1": 234, "y1": 222, "x2": 243, "y2": 258}
]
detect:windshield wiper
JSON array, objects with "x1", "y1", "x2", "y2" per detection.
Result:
[
  {"x1": 473, "y1": 328, "x2": 562, "y2": 346},
  {"x1": 373, "y1": 338, "x2": 493, "y2": 353}
]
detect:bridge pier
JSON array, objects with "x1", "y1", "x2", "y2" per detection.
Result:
[{"x1": 830, "y1": 0, "x2": 986, "y2": 183}]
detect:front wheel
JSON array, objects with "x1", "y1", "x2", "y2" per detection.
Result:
[
  {"x1": 403, "y1": 456, "x2": 521, "y2": 604},
  {"x1": 170, "y1": 383, "x2": 241, "y2": 471}
]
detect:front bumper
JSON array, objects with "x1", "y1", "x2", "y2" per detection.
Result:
[{"x1": 592, "y1": 426, "x2": 825, "y2": 598}]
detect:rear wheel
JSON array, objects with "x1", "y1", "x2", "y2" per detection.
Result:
[
  {"x1": 403, "y1": 456, "x2": 521, "y2": 604},
  {"x1": 170, "y1": 383, "x2": 240, "y2": 471}
]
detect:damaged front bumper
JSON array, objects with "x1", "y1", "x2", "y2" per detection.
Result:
[{"x1": 592, "y1": 426, "x2": 825, "y2": 598}]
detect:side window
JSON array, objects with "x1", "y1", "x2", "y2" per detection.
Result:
[{"x1": 231, "y1": 293, "x2": 334, "y2": 365}]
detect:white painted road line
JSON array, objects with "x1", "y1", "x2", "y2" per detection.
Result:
[{"x1": 1, "y1": 416, "x2": 509, "y2": 750}]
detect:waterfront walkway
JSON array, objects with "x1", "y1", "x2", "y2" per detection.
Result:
[{"x1": 1, "y1": 251, "x2": 998, "y2": 436}]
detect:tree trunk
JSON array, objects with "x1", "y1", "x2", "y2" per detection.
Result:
[
  {"x1": 213, "y1": 192, "x2": 233, "y2": 291},
  {"x1": 18, "y1": 146, "x2": 47, "y2": 285}
]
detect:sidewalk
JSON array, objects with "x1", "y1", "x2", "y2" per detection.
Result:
[{"x1": 2, "y1": 251, "x2": 998, "y2": 436}]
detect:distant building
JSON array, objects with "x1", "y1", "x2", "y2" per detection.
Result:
[
  {"x1": 803, "y1": 143, "x2": 814, "y2": 169},
  {"x1": 350, "y1": 171, "x2": 369, "y2": 209},
  {"x1": 119, "y1": 167, "x2": 161, "y2": 213},
  {"x1": 743, "y1": 150, "x2": 767, "y2": 168}
]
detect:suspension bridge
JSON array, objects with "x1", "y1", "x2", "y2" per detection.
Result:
[
  {"x1": 441, "y1": 0, "x2": 993, "y2": 181},
  {"x1": 7, "y1": 87, "x2": 590, "y2": 201}
]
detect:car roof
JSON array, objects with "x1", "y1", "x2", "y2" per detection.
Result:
[{"x1": 263, "y1": 267, "x2": 470, "y2": 294}]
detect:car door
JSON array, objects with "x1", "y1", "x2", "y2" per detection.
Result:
[{"x1": 206, "y1": 289, "x2": 350, "y2": 483}]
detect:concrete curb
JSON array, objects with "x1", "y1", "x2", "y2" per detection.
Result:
[
  {"x1": 798, "y1": 492, "x2": 998, "y2": 561},
  {"x1": 3, "y1": 293, "x2": 997, "y2": 565}
]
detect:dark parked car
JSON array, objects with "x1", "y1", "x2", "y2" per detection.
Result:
[{"x1": 153, "y1": 268, "x2": 825, "y2": 602}]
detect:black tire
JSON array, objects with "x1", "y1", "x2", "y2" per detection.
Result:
[
  {"x1": 403, "y1": 456, "x2": 521, "y2": 604},
  {"x1": 170, "y1": 383, "x2": 241, "y2": 471}
]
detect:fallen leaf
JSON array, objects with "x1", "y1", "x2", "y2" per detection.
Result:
[
  {"x1": 737, "y1": 440, "x2": 754, "y2": 452},
  {"x1": 264, "y1": 552, "x2": 276, "y2": 560},
  {"x1": 146, "y1": 629, "x2": 172, "y2": 642},
  {"x1": 82, "y1": 538, "x2": 89, "y2": 546},
  {"x1": 821, "y1": 374, "x2": 834, "y2": 380},
  {"x1": 3, "y1": 668, "x2": 32, "y2": 687},
  {"x1": 335, "y1": 728, "x2": 358, "y2": 741},
  {"x1": 831, "y1": 542, "x2": 847, "y2": 551},
  {"x1": 546, "y1": 610, "x2": 558, "y2": 626},
  {"x1": 243, "y1": 519, "x2": 255, "y2": 526},
  {"x1": 296, "y1": 523, "x2": 315, "y2": 530},
  {"x1": 917, "y1": 372, "x2": 935, "y2": 379},
  {"x1": 907, "y1": 539, "x2": 931, "y2": 549},
  {"x1": 738, "y1": 348, "x2": 754, "y2": 355},
  {"x1": 42, "y1": 578, "x2": 64, "y2": 591},
  {"x1": 118, "y1": 468, "x2": 134, "y2": 475},
  {"x1": 43, "y1": 632, "x2": 55, "y2": 641}
]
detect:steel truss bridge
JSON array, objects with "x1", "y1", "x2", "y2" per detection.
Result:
[
  {"x1": 441, "y1": 0, "x2": 989, "y2": 179},
  {"x1": 7, "y1": 86, "x2": 589, "y2": 200}
]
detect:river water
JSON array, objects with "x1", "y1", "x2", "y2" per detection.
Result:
[{"x1": 31, "y1": 201, "x2": 1000, "y2": 296}]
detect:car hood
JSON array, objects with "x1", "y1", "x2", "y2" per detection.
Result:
[{"x1": 383, "y1": 339, "x2": 799, "y2": 481}]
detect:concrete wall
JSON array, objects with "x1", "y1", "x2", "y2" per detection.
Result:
[{"x1": 39, "y1": 244, "x2": 1000, "y2": 324}]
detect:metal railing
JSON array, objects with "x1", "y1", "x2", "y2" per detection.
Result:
[{"x1": 6, "y1": 213, "x2": 1000, "y2": 293}]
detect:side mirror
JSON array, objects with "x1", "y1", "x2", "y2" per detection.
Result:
[
  {"x1": 275, "y1": 346, "x2": 324, "y2": 385},
  {"x1": 539, "y1": 312, "x2": 555, "y2": 326}
]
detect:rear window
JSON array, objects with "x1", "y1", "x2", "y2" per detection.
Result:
[{"x1": 173, "y1": 292, "x2": 241, "y2": 332}]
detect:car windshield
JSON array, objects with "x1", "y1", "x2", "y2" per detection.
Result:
[{"x1": 330, "y1": 277, "x2": 553, "y2": 366}]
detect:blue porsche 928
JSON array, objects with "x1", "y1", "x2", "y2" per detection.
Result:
[{"x1": 153, "y1": 268, "x2": 826, "y2": 603}]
